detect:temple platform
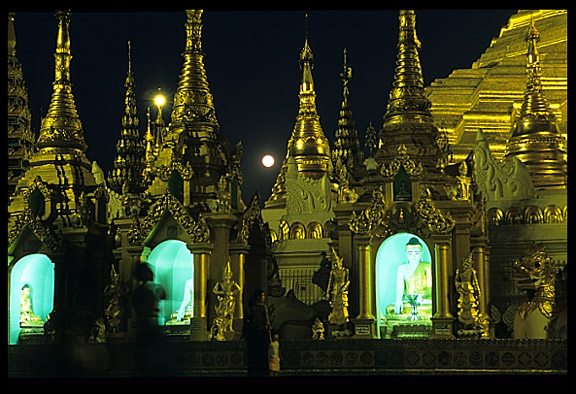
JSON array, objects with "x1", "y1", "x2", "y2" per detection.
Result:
[{"x1": 8, "y1": 338, "x2": 566, "y2": 378}]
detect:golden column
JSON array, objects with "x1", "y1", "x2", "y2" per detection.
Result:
[
  {"x1": 228, "y1": 243, "x2": 250, "y2": 334},
  {"x1": 188, "y1": 242, "x2": 213, "y2": 341},
  {"x1": 431, "y1": 236, "x2": 455, "y2": 338},
  {"x1": 352, "y1": 236, "x2": 376, "y2": 338},
  {"x1": 471, "y1": 240, "x2": 493, "y2": 337}
]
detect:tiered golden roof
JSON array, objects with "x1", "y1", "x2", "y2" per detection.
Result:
[
  {"x1": 426, "y1": 10, "x2": 567, "y2": 163},
  {"x1": 504, "y1": 20, "x2": 567, "y2": 189}
]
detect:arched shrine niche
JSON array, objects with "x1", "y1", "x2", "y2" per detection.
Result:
[
  {"x1": 146, "y1": 240, "x2": 194, "y2": 326},
  {"x1": 375, "y1": 233, "x2": 432, "y2": 338},
  {"x1": 9, "y1": 254, "x2": 54, "y2": 344}
]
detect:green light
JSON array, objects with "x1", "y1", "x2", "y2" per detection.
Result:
[
  {"x1": 9, "y1": 254, "x2": 54, "y2": 344},
  {"x1": 147, "y1": 240, "x2": 194, "y2": 324},
  {"x1": 375, "y1": 233, "x2": 431, "y2": 335}
]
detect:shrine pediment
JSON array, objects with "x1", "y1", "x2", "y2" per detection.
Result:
[
  {"x1": 127, "y1": 190, "x2": 210, "y2": 246},
  {"x1": 349, "y1": 186, "x2": 455, "y2": 239}
]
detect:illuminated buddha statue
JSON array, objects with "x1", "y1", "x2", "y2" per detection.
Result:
[
  {"x1": 387, "y1": 237, "x2": 432, "y2": 319},
  {"x1": 175, "y1": 278, "x2": 194, "y2": 323},
  {"x1": 20, "y1": 284, "x2": 44, "y2": 327}
]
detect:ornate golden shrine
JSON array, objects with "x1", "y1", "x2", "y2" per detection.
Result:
[{"x1": 7, "y1": 10, "x2": 567, "y2": 348}]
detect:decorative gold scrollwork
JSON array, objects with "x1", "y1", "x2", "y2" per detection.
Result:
[
  {"x1": 127, "y1": 190, "x2": 209, "y2": 245},
  {"x1": 380, "y1": 144, "x2": 423, "y2": 178},
  {"x1": 415, "y1": 188, "x2": 455, "y2": 234}
]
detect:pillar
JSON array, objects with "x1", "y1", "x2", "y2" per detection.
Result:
[
  {"x1": 229, "y1": 243, "x2": 250, "y2": 334},
  {"x1": 472, "y1": 238, "x2": 493, "y2": 337},
  {"x1": 352, "y1": 237, "x2": 376, "y2": 338},
  {"x1": 431, "y1": 237, "x2": 455, "y2": 338},
  {"x1": 187, "y1": 242, "x2": 213, "y2": 341}
]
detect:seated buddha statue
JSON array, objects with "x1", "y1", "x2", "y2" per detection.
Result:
[
  {"x1": 386, "y1": 237, "x2": 432, "y2": 320},
  {"x1": 167, "y1": 278, "x2": 194, "y2": 325},
  {"x1": 20, "y1": 284, "x2": 44, "y2": 328}
]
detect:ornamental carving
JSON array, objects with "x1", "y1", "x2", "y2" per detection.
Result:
[
  {"x1": 127, "y1": 190, "x2": 209, "y2": 245},
  {"x1": 8, "y1": 190, "x2": 63, "y2": 252},
  {"x1": 159, "y1": 158, "x2": 194, "y2": 181},
  {"x1": 235, "y1": 193, "x2": 272, "y2": 249},
  {"x1": 414, "y1": 188, "x2": 455, "y2": 235},
  {"x1": 348, "y1": 186, "x2": 455, "y2": 237},
  {"x1": 348, "y1": 186, "x2": 390, "y2": 237},
  {"x1": 380, "y1": 144, "x2": 423, "y2": 177}
]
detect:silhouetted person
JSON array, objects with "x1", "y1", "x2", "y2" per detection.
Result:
[
  {"x1": 132, "y1": 263, "x2": 170, "y2": 375},
  {"x1": 244, "y1": 289, "x2": 271, "y2": 376}
]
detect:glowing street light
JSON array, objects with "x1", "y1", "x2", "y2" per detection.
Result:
[{"x1": 154, "y1": 88, "x2": 166, "y2": 125}]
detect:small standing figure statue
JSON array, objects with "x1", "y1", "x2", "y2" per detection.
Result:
[
  {"x1": 325, "y1": 248, "x2": 350, "y2": 327},
  {"x1": 312, "y1": 318, "x2": 325, "y2": 340},
  {"x1": 104, "y1": 264, "x2": 124, "y2": 334},
  {"x1": 455, "y1": 252, "x2": 486, "y2": 337},
  {"x1": 211, "y1": 261, "x2": 241, "y2": 341}
]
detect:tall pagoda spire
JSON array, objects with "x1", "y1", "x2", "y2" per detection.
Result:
[
  {"x1": 7, "y1": 13, "x2": 35, "y2": 196},
  {"x1": 170, "y1": 9, "x2": 218, "y2": 131},
  {"x1": 332, "y1": 48, "x2": 363, "y2": 179},
  {"x1": 148, "y1": 10, "x2": 232, "y2": 209},
  {"x1": 504, "y1": 20, "x2": 567, "y2": 189},
  {"x1": 36, "y1": 10, "x2": 87, "y2": 153},
  {"x1": 286, "y1": 16, "x2": 331, "y2": 178},
  {"x1": 9, "y1": 10, "x2": 96, "y2": 223},
  {"x1": 108, "y1": 41, "x2": 147, "y2": 194},
  {"x1": 378, "y1": 10, "x2": 450, "y2": 172}
]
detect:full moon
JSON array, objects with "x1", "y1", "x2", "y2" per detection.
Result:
[{"x1": 261, "y1": 154, "x2": 275, "y2": 168}]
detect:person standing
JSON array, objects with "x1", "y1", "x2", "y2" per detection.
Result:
[
  {"x1": 244, "y1": 289, "x2": 271, "y2": 376},
  {"x1": 268, "y1": 329, "x2": 281, "y2": 376},
  {"x1": 132, "y1": 263, "x2": 169, "y2": 375}
]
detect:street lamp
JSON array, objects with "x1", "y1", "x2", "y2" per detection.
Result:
[{"x1": 154, "y1": 88, "x2": 166, "y2": 126}]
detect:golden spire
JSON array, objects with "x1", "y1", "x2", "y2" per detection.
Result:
[
  {"x1": 108, "y1": 41, "x2": 147, "y2": 194},
  {"x1": 8, "y1": 12, "x2": 16, "y2": 56},
  {"x1": 379, "y1": 10, "x2": 450, "y2": 172},
  {"x1": 510, "y1": 19, "x2": 560, "y2": 137},
  {"x1": 504, "y1": 20, "x2": 567, "y2": 189},
  {"x1": 36, "y1": 10, "x2": 87, "y2": 152},
  {"x1": 170, "y1": 10, "x2": 218, "y2": 131},
  {"x1": 286, "y1": 14, "x2": 331, "y2": 178},
  {"x1": 8, "y1": 13, "x2": 35, "y2": 196},
  {"x1": 383, "y1": 10, "x2": 431, "y2": 122},
  {"x1": 332, "y1": 48, "x2": 362, "y2": 178}
]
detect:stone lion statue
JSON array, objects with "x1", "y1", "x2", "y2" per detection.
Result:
[{"x1": 512, "y1": 244, "x2": 556, "y2": 339}]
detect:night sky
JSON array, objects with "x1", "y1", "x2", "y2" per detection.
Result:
[{"x1": 11, "y1": 9, "x2": 517, "y2": 202}]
